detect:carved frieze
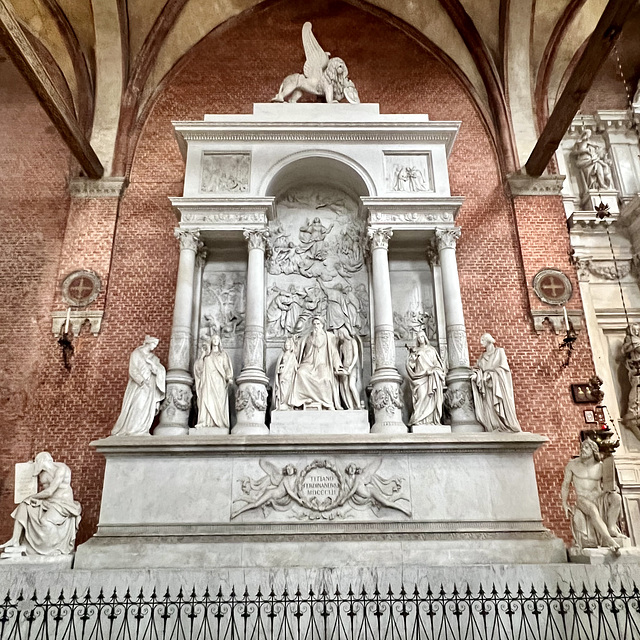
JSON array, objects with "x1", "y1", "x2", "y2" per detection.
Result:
[
  {"x1": 181, "y1": 212, "x2": 265, "y2": 224},
  {"x1": 369, "y1": 211, "x2": 453, "y2": 224},
  {"x1": 200, "y1": 153, "x2": 250, "y2": 194},
  {"x1": 232, "y1": 458, "x2": 411, "y2": 520}
]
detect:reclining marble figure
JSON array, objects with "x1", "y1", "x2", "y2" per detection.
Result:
[{"x1": 1, "y1": 452, "x2": 81, "y2": 557}]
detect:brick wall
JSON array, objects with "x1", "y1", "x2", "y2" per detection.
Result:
[{"x1": 0, "y1": 0, "x2": 597, "y2": 546}]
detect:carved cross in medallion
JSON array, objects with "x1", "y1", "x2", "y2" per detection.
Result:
[{"x1": 68, "y1": 276, "x2": 94, "y2": 301}]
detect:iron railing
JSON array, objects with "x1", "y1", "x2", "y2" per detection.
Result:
[{"x1": 1, "y1": 582, "x2": 640, "y2": 640}]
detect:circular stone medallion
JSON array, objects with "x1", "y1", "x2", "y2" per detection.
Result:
[
  {"x1": 532, "y1": 269, "x2": 572, "y2": 306},
  {"x1": 61, "y1": 270, "x2": 101, "y2": 307},
  {"x1": 297, "y1": 461, "x2": 344, "y2": 512}
]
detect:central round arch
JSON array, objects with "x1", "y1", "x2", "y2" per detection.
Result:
[{"x1": 261, "y1": 150, "x2": 376, "y2": 200}]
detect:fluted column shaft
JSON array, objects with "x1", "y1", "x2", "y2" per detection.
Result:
[
  {"x1": 367, "y1": 228, "x2": 407, "y2": 434},
  {"x1": 435, "y1": 227, "x2": 483, "y2": 432},
  {"x1": 232, "y1": 229, "x2": 269, "y2": 435},
  {"x1": 156, "y1": 229, "x2": 202, "y2": 436}
]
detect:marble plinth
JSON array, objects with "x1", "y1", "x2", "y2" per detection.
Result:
[
  {"x1": 76, "y1": 433, "x2": 566, "y2": 569},
  {"x1": 0, "y1": 553, "x2": 74, "y2": 569},
  {"x1": 270, "y1": 409, "x2": 370, "y2": 434}
]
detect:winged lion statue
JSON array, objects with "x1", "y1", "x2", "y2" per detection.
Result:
[{"x1": 272, "y1": 22, "x2": 360, "y2": 104}]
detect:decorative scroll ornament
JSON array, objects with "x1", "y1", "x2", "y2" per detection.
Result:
[
  {"x1": 175, "y1": 228, "x2": 202, "y2": 252},
  {"x1": 371, "y1": 384, "x2": 403, "y2": 415},
  {"x1": 236, "y1": 386, "x2": 268, "y2": 419},
  {"x1": 446, "y1": 325, "x2": 469, "y2": 368},
  {"x1": 587, "y1": 260, "x2": 632, "y2": 280},
  {"x1": 367, "y1": 228, "x2": 393, "y2": 251},
  {"x1": 244, "y1": 228, "x2": 270, "y2": 251},
  {"x1": 232, "y1": 458, "x2": 410, "y2": 520},
  {"x1": 242, "y1": 328, "x2": 264, "y2": 369},
  {"x1": 374, "y1": 330, "x2": 396, "y2": 369},
  {"x1": 435, "y1": 227, "x2": 461, "y2": 251},
  {"x1": 272, "y1": 22, "x2": 360, "y2": 104}
]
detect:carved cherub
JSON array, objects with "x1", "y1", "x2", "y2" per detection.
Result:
[{"x1": 272, "y1": 22, "x2": 360, "y2": 104}]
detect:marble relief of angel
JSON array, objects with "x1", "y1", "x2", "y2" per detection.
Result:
[
  {"x1": 231, "y1": 461, "x2": 302, "y2": 518},
  {"x1": 344, "y1": 460, "x2": 411, "y2": 517},
  {"x1": 272, "y1": 22, "x2": 360, "y2": 104}
]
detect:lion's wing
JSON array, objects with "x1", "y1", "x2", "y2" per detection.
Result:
[{"x1": 302, "y1": 22, "x2": 329, "y2": 79}]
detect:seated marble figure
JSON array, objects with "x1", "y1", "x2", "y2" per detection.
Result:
[
  {"x1": 276, "y1": 317, "x2": 363, "y2": 411},
  {"x1": 1, "y1": 452, "x2": 81, "y2": 557},
  {"x1": 561, "y1": 438, "x2": 626, "y2": 553}
]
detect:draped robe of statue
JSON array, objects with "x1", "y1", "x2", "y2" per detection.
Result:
[
  {"x1": 289, "y1": 321, "x2": 342, "y2": 409},
  {"x1": 274, "y1": 338, "x2": 299, "y2": 410},
  {"x1": 112, "y1": 340, "x2": 166, "y2": 436},
  {"x1": 195, "y1": 345, "x2": 234, "y2": 430},
  {"x1": 406, "y1": 337, "x2": 445, "y2": 427},
  {"x1": 471, "y1": 343, "x2": 521, "y2": 432}
]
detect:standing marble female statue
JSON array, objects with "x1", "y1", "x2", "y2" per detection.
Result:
[
  {"x1": 194, "y1": 333, "x2": 234, "y2": 431},
  {"x1": 336, "y1": 325, "x2": 363, "y2": 410},
  {"x1": 111, "y1": 336, "x2": 166, "y2": 436},
  {"x1": 273, "y1": 337, "x2": 299, "y2": 410},
  {"x1": 471, "y1": 333, "x2": 521, "y2": 432},
  {"x1": 405, "y1": 331, "x2": 446, "y2": 427},
  {"x1": 0, "y1": 452, "x2": 81, "y2": 556}
]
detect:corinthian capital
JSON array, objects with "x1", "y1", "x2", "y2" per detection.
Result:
[
  {"x1": 174, "y1": 229, "x2": 202, "y2": 252},
  {"x1": 435, "y1": 227, "x2": 461, "y2": 251},
  {"x1": 367, "y1": 227, "x2": 393, "y2": 250},
  {"x1": 243, "y1": 228, "x2": 270, "y2": 251}
]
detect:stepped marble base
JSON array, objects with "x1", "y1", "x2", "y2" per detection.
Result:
[
  {"x1": 0, "y1": 552, "x2": 74, "y2": 569},
  {"x1": 76, "y1": 432, "x2": 564, "y2": 569},
  {"x1": 270, "y1": 409, "x2": 370, "y2": 434}
]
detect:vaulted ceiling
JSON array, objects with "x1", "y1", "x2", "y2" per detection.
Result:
[{"x1": 2, "y1": 0, "x2": 638, "y2": 178}]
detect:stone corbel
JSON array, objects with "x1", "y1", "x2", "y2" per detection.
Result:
[
  {"x1": 51, "y1": 310, "x2": 103, "y2": 336},
  {"x1": 69, "y1": 177, "x2": 128, "y2": 198},
  {"x1": 506, "y1": 173, "x2": 566, "y2": 197},
  {"x1": 531, "y1": 309, "x2": 583, "y2": 334}
]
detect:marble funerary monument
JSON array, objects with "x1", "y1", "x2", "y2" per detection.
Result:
[{"x1": 71, "y1": 97, "x2": 566, "y2": 569}]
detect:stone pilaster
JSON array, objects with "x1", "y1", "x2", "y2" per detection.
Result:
[
  {"x1": 367, "y1": 228, "x2": 407, "y2": 434},
  {"x1": 156, "y1": 229, "x2": 202, "y2": 436},
  {"x1": 232, "y1": 229, "x2": 270, "y2": 435},
  {"x1": 435, "y1": 227, "x2": 483, "y2": 432}
]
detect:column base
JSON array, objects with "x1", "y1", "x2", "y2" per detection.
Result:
[
  {"x1": 154, "y1": 424, "x2": 190, "y2": 436},
  {"x1": 156, "y1": 372, "x2": 193, "y2": 437},
  {"x1": 231, "y1": 377, "x2": 269, "y2": 436},
  {"x1": 370, "y1": 369, "x2": 408, "y2": 434},
  {"x1": 445, "y1": 367, "x2": 484, "y2": 433}
]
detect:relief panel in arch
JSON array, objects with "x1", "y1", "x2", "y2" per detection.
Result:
[{"x1": 266, "y1": 186, "x2": 369, "y2": 340}]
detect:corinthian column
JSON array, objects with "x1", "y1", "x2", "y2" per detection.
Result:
[
  {"x1": 435, "y1": 227, "x2": 483, "y2": 432},
  {"x1": 367, "y1": 228, "x2": 407, "y2": 434},
  {"x1": 156, "y1": 229, "x2": 202, "y2": 436},
  {"x1": 231, "y1": 229, "x2": 270, "y2": 435}
]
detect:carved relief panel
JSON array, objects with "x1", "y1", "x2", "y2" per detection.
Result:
[
  {"x1": 384, "y1": 153, "x2": 433, "y2": 193},
  {"x1": 266, "y1": 186, "x2": 369, "y2": 340},
  {"x1": 200, "y1": 153, "x2": 250, "y2": 194},
  {"x1": 231, "y1": 456, "x2": 410, "y2": 522},
  {"x1": 199, "y1": 266, "x2": 246, "y2": 352}
]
